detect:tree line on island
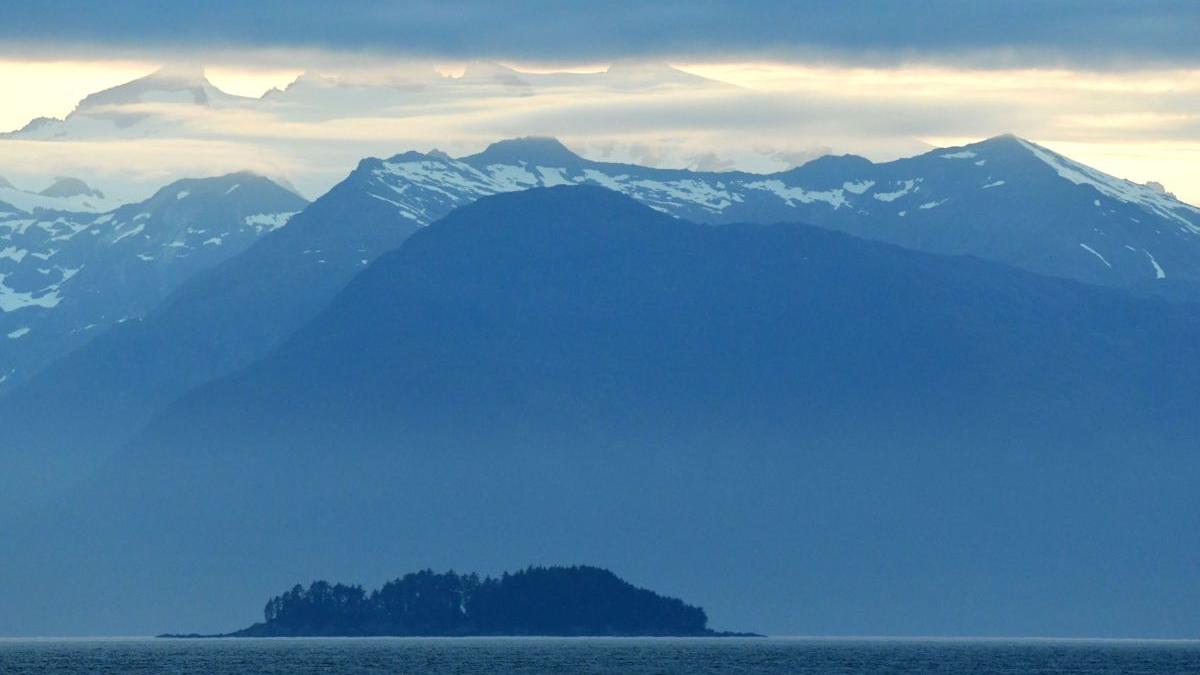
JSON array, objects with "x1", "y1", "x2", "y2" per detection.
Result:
[{"x1": 197, "y1": 565, "x2": 752, "y2": 637}]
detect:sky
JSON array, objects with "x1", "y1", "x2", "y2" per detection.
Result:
[{"x1": 1, "y1": 1, "x2": 1197, "y2": 205}]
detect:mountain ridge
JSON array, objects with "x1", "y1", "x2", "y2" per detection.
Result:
[
  {"x1": 348, "y1": 133, "x2": 1200, "y2": 293},
  {"x1": 0, "y1": 171, "x2": 306, "y2": 391},
  {"x1": 0, "y1": 175, "x2": 121, "y2": 213},
  {"x1": 4, "y1": 133, "x2": 1199, "y2": 514}
]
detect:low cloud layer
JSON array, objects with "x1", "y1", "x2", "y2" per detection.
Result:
[{"x1": 0, "y1": 60, "x2": 1197, "y2": 206}]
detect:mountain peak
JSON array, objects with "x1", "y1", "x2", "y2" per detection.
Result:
[
  {"x1": 789, "y1": 153, "x2": 874, "y2": 174},
  {"x1": 960, "y1": 133, "x2": 1027, "y2": 151},
  {"x1": 455, "y1": 61, "x2": 532, "y2": 91},
  {"x1": 145, "y1": 64, "x2": 210, "y2": 86},
  {"x1": 925, "y1": 134, "x2": 1037, "y2": 162},
  {"x1": 74, "y1": 64, "x2": 219, "y2": 113},
  {"x1": 458, "y1": 61, "x2": 524, "y2": 80},
  {"x1": 466, "y1": 137, "x2": 583, "y2": 166},
  {"x1": 144, "y1": 171, "x2": 307, "y2": 205},
  {"x1": 39, "y1": 177, "x2": 104, "y2": 199},
  {"x1": 601, "y1": 60, "x2": 721, "y2": 89}
]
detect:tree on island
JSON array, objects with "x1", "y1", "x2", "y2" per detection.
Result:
[{"x1": 235, "y1": 565, "x2": 714, "y2": 637}]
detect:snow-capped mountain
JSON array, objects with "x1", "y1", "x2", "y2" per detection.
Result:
[
  {"x1": 0, "y1": 172, "x2": 306, "y2": 391},
  {"x1": 0, "y1": 157, "x2": 431, "y2": 508},
  {"x1": 4, "y1": 62, "x2": 725, "y2": 141},
  {"x1": 5, "y1": 65, "x2": 258, "y2": 141},
  {"x1": 0, "y1": 176, "x2": 123, "y2": 213},
  {"x1": 3, "y1": 132, "x2": 1196, "y2": 516},
  {"x1": 348, "y1": 135, "x2": 1200, "y2": 293},
  {"x1": 0, "y1": 62, "x2": 736, "y2": 202}
]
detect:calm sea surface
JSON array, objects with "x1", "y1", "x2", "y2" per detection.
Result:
[{"x1": 1, "y1": 637, "x2": 1198, "y2": 674}]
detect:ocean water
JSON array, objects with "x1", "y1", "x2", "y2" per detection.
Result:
[{"x1": 1, "y1": 637, "x2": 1198, "y2": 674}]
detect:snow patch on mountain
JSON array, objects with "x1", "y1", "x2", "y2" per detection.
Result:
[
  {"x1": 743, "y1": 180, "x2": 848, "y2": 208},
  {"x1": 874, "y1": 180, "x2": 918, "y2": 202},
  {"x1": 1143, "y1": 249, "x2": 1166, "y2": 279},
  {"x1": 1079, "y1": 243, "x2": 1112, "y2": 268},
  {"x1": 112, "y1": 223, "x2": 146, "y2": 244},
  {"x1": 0, "y1": 273, "x2": 62, "y2": 311},
  {"x1": 1, "y1": 246, "x2": 28, "y2": 262},
  {"x1": 484, "y1": 164, "x2": 541, "y2": 190},
  {"x1": 629, "y1": 179, "x2": 736, "y2": 212},
  {"x1": 244, "y1": 211, "x2": 298, "y2": 233},
  {"x1": 536, "y1": 166, "x2": 571, "y2": 187},
  {"x1": 579, "y1": 169, "x2": 624, "y2": 192}
]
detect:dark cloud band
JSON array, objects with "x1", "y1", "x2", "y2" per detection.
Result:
[{"x1": 3, "y1": 1, "x2": 1199, "y2": 67}]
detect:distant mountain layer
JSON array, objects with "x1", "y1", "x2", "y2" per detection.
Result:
[
  {"x1": 6, "y1": 187, "x2": 1198, "y2": 637},
  {"x1": 2, "y1": 133, "x2": 1198, "y2": 512},
  {"x1": 349, "y1": 134, "x2": 1200, "y2": 293},
  {"x1": 3, "y1": 63, "x2": 728, "y2": 139},
  {"x1": 201, "y1": 566, "x2": 721, "y2": 638},
  {"x1": 0, "y1": 172, "x2": 305, "y2": 391},
  {"x1": 0, "y1": 62, "x2": 737, "y2": 201},
  {"x1": 0, "y1": 176, "x2": 122, "y2": 213},
  {"x1": 0, "y1": 156, "x2": 426, "y2": 512}
]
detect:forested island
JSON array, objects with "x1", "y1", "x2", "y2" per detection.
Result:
[{"x1": 168, "y1": 566, "x2": 754, "y2": 637}]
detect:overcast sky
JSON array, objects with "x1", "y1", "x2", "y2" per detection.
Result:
[
  {"x1": 1, "y1": 1, "x2": 1197, "y2": 204},
  {"x1": 2, "y1": 1, "x2": 1198, "y2": 68}
]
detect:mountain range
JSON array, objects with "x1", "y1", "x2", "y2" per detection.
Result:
[
  {"x1": 0, "y1": 172, "x2": 305, "y2": 391},
  {"x1": 0, "y1": 60, "x2": 874, "y2": 208},
  {"x1": 3, "y1": 63, "x2": 728, "y2": 142},
  {"x1": 344, "y1": 134, "x2": 1200, "y2": 293},
  {"x1": 0, "y1": 175, "x2": 121, "y2": 213},
  {"x1": 2, "y1": 185, "x2": 1197, "y2": 638},
  {"x1": 3, "y1": 134, "x2": 1198, "y2": 510},
  {"x1": 0, "y1": 126, "x2": 1197, "y2": 638}
]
